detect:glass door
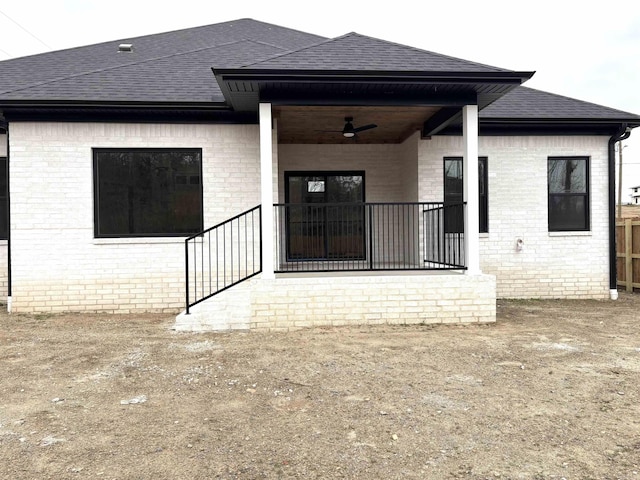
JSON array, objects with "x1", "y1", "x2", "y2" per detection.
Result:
[{"x1": 285, "y1": 172, "x2": 364, "y2": 260}]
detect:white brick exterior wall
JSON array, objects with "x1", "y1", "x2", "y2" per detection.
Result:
[
  {"x1": 8, "y1": 122, "x2": 260, "y2": 312},
  {"x1": 3, "y1": 121, "x2": 613, "y2": 315},
  {"x1": 278, "y1": 140, "x2": 416, "y2": 203},
  {"x1": 418, "y1": 135, "x2": 611, "y2": 299},
  {"x1": 175, "y1": 272, "x2": 497, "y2": 332}
]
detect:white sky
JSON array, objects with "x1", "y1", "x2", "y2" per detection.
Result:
[{"x1": 1, "y1": 0, "x2": 639, "y2": 199}]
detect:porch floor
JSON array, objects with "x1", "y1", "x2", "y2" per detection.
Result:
[{"x1": 275, "y1": 260, "x2": 465, "y2": 273}]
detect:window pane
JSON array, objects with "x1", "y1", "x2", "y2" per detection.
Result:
[
  {"x1": 94, "y1": 149, "x2": 202, "y2": 236},
  {"x1": 549, "y1": 195, "x2": 587, "y2": 230},
  {"x1": 327, "y1": 175, "x2": 363, "y2": 203},
  {"x1": 549, "y1": 158, "x2": 586, "y2": 193},
  {"x1": 444, "y1": 159, "x2": 463, "y2": 195},
  {"x1": 443, "y1": 157, "x2": 487, "y2": 233},
  {"x1": 478, "y1": 160, "x2": 486, "y2": 195}
]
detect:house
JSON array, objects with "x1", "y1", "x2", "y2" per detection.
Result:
[
  {"x1": 0, "y1": 19, "x2": 638, "y2": 331},
  {"x1": 632, "y1": 186, "x2": 640, "y2": 205}
]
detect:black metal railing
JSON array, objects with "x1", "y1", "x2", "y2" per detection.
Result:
[
  {"x1": 273, "y1": 202, "x2": 466, "y2": 272},
  {"x1": 185, "y1": 205, "x2": 261, "y2": 314},
  {"x1": 423, "y1": 203, "x2": 466, "y2": 268}
]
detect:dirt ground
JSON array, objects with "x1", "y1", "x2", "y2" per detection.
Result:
[{"x1": 1, "y1": 294, "x2": 640, "y2": 479}]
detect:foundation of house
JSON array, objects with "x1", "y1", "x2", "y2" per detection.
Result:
[{"x1": 174, "y1": 271, "x2": 497, "y2": 332}]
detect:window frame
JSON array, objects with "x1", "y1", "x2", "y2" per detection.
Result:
[
  {"x1": 547, "y1": 156, "x2": 590, "y2": 232},
  {"x1": 92, "y1": 148, "x2": 204, "y2": 238},
  {"x1": 443, "y1": 156, "x2": 488, "y2": 233},
  {"x1": 284, "y1": 170, "x2": 366, "y2": 261}
]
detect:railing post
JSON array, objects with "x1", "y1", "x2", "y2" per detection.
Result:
[
  {"x1": 259, "y1": 205, "x2": 263, "y2": 272},
  {"x1": 625, "y1": 218, "x2": 633, "y2": 292},
  {"x1": 185, "y1": 239, "x2": 190, "y2": 315},
  {"x1": 368, "y1": 204, "x2": 374, "y2": 270}
]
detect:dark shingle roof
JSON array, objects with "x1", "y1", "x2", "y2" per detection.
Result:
[
  {"x1": 481, "y1": 86, "x2": 640, "y2": 121},
  {"x1": 239, "y1": 32, "x2": 511, "y2": 72},
  {"x1": 0, "y1": 19, "x2": 326, "y2": 103},
  {"x1": 0, "y1": 40, "x2": 285, "y2": 102},
  {"x1": 0, "y1": 18, "x2": 637, "y2": 126}
]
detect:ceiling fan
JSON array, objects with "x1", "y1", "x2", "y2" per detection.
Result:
[{"x1": 323, "y1": 116, "x2": 378, "y2": 138}]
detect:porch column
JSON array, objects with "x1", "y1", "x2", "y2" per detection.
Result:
[
  {"x1": 259, "y1": 103, "x2": 275, "y2": 279},
  {"x1": 463, "y1": 104, "x2": 481, "y2": 274}
]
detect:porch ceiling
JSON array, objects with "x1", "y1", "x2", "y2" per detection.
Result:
[{"x1": 273, "y1": 105, "x2": 441, "y2": 144}]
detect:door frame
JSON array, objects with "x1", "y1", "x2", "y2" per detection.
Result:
[{"x1": 284, "y1": 170, "x2": 366, "y2": 261}]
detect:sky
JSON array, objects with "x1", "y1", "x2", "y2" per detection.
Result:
[{"x1": 1, "y1": 0, "x2": 639, "y2": 200}]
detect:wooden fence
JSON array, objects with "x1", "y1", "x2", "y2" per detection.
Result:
[{"x1": 616, "y1": 219, "x2": 640, "y2": 292}]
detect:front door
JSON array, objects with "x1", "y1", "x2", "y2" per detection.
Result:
[{"x1": 285, "y1": 172, "x2": 365, "y2": 260}]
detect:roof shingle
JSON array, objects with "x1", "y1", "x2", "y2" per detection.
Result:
[
  {"x1": 0, "y1": 19, "x2": 325, "y2": 102},
  {"x1": 238, "y1": 32, "x2": 512, "y2": 72}
]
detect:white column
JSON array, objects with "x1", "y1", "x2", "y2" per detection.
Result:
[
  {"x1": 463, "y1": 104, "x2": 481, "y2": 274},
  {"x1": 259, "y1": 103, "x2": 275, "y2": 279}
]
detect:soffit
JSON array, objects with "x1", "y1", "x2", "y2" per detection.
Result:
[{"x1": 274, "y1": 105, "x2": 441, "y2": 144}]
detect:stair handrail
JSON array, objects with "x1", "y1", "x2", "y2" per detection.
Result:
[{"x1": 185, "y1": 205, "x2": 262, "y2": 314}]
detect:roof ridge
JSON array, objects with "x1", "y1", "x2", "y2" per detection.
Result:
[
  {"x1": 0, "y1": 18, "x2": 325, "y2": 65},
  {"x1": 344, "y1": 32, "x2": 513, "y2": 73},
  {"x1": 237, "y1": 30, "x2": 513, "y2": 72},
  {"x1": 235, "y1": 34, "x2": 345, "y2": 68},
  {"x1": 0, "y1": 39, "x2": 281, "y2": 96}
]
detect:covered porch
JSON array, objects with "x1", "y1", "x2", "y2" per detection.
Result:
[
  {"x1": 177, "y1": 101, "x2": 495, "y2": 331},
  {"x1": 261, "y1": 102, "x2": 482, "y2": 278},
  {"x1": 176, "y1": 49, "x2": 534, "y2": 329}
]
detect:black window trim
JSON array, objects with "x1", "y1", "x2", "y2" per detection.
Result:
[
  {"x1": 93, "y1": 147, "x2": 204, "y2": 238},
  {"x1": 443, "y1": 156, "x2": 489, "y2": 234},
  {"x1": 284, "y1": 170, "x2": 367, "y2": 204},
  {"x1": 284, "y1": 170, "x2": 366, "y2": 262},
  {"x1": 547, "y1": 156, "x2": 590, "y2": 232}
]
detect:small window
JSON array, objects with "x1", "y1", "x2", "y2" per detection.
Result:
[
  {"x1": 444, "y1": 157, "x2": 488, "y2": 233},
  {"x1": 93, "y1": 148, "x2": 203, "y2": 237},
  {"x1": 548, "y1": 157, "x2": 589, "y2": 231}
]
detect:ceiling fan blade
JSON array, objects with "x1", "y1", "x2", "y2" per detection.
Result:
[{"x1": 352, "y1": 123, "x2": 377, "y2": 133}]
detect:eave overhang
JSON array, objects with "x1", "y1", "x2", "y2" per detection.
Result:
[
  {"x1": 0, "y1": 100, "x2": 257, "y2": 125},
  {"x1": 212, "y1": 68, "x2": 536, "y2": 112}
]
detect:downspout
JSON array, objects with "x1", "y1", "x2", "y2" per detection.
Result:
[
  {"x1": 608, "y1": 123, "x2": 631, "y2": 300},
  {"x1": 4, "y1": 123, "x2": 10, "y2": 312}
]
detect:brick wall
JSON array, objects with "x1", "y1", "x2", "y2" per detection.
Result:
[
  {"x1": 418, "y1": 135, "x2": 611, "y2": 299},
  {"x1": 175, "y1": 272, "x2": 497, "y2": 332},
  {"x1": 8, "y1": 122, "x2": 260, "y2": 312},
  {"x1": 5, "y1": 122, "x2": 613, "y2": 313},
  {"x1": 278, "y1": 141, "x2": 416, "y2": 202}
]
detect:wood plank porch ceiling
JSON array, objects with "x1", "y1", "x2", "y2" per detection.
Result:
[{"x1": 273, "y1": 106, "x2": 440, "y2": 144}]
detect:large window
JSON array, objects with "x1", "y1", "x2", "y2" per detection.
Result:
[
  {"x1": 0, "y1": 157, "x2": 6, "y2": 240},
  {"x1": 93, "y1": 148, "x2": 203, "y2": 237},
  {"x1": 444, "y1": 157, "x2": 488, "y2": 233},
  {"x1": 548, "y1": 156, "x2": 589, "y2": 231}
]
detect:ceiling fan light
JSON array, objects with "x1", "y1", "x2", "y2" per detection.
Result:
[{"x1": 343, "y1": 131, "x2": 355, "y2": 138}]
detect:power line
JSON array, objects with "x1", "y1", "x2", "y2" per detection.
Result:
[{"x1": 0, "y1": 8, "x2": 51, "y2": 52}]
